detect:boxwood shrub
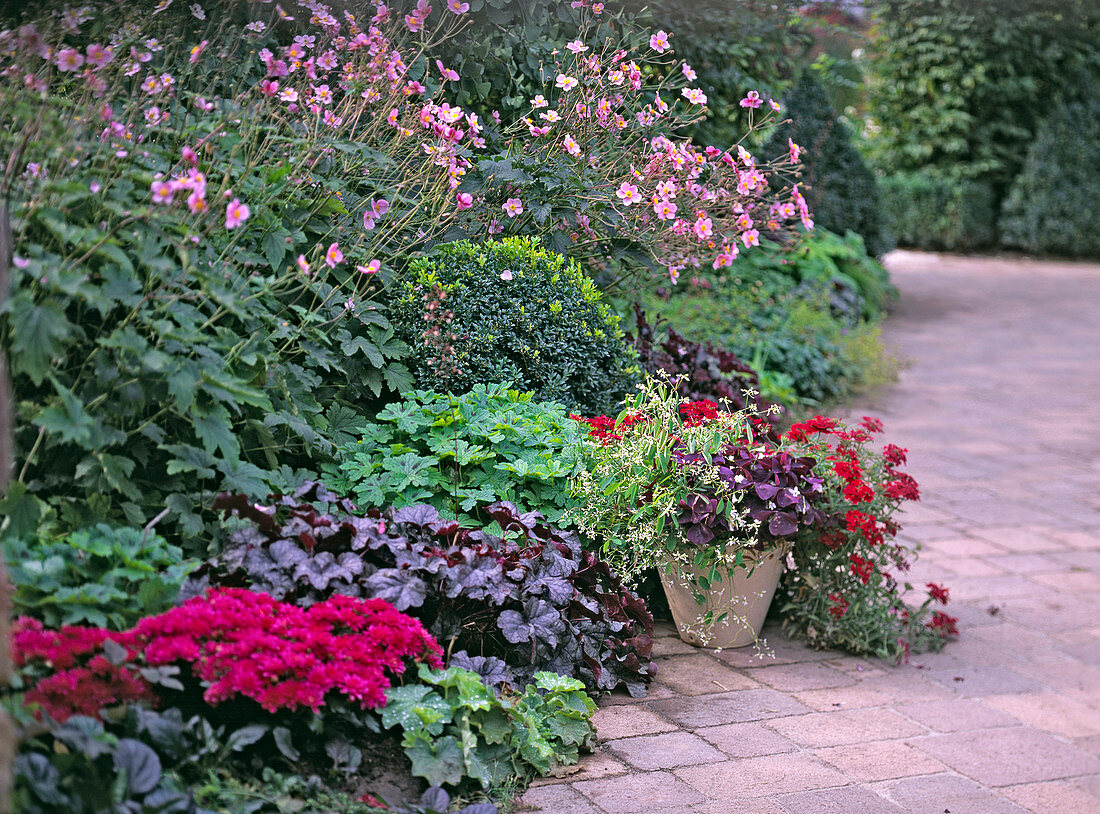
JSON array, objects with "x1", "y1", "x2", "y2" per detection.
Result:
[
  {"x1": 389, "y1": 238, "x2": 639, "y2": 415},
  {"x1": 1000, "y1": 95, "x2": 1100, "y2": 258},
  {"x1": 879, "y1": 172, "x2": 997, "y2": 252}
]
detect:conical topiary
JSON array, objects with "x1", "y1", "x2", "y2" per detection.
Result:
[{"x1": 765, "y1": 73, "x2": 891, "y2": 257}]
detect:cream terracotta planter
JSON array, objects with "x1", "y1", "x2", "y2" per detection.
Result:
[{"x1": 658, "y1": 545, "x2": 786, "y2": 648}]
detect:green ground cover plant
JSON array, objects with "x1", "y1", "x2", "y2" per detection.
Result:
[
  {"x1": 328, "y1": 384, "x2": 588, "y2": 526},
  {"x1": 647, "y1": 229, "x2": 894, "y2": 408},
  {"x1": 2, "y1": 524, "x2": 194, "y2": 630}
]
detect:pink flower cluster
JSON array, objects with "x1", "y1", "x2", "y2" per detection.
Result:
[
  {"x1": 13, "y1": 588, "x2": 442, "y2": 721},
  {"x1": 452, "y1": 22, "x2": 812, "y2": 284}
]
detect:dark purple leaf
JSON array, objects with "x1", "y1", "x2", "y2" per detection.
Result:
[
  {"x1": 364, "y1": 569, "x2": 428, "y2": 611},
  {"x1": 497, "y1": 598, "x2": 562, "y2": 646}
]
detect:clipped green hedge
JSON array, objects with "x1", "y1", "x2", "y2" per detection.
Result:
[
  {"x1": 879, "y1": 173, "x2": 997, "y2": 252},
  {"x1": 390, "y1": 238, "x2": 639, "y2": 415},
  {"x1": 1000, "y1": 96, "x2": 1100, "y2": 258}
]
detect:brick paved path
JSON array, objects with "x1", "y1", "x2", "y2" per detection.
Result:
[{"x1": 517, "y1": 252, "x2": 1100, "y2": 813}]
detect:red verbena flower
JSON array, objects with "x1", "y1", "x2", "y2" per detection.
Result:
[
  {"x1": 849, "y1": 553, "x2": 874, "y2": 584},
  {"x1": 926, "y1": 582, "x2": 950, "y2": 604},
  {"x1": 827, "y1": 593, "x2": 849, "y2": 618},
  {"x1": 927, "y1": 611, "x2": 958, "y2": 637},
  {"x1": 884, "y1": 473, "x2": 920, "y2": 501},
  {"x1": 882, "y1": 443, "x2": 908, "y2": 466}
]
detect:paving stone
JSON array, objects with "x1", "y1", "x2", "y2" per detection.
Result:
[
  {"x1": 791, "y1": 684, "x2": 895, "y2": 711},
  {"x1": 909, "y1": 727, "x2": 1100, "y2": 786},
  {"x1": 983, "y1": 691, "x2": 1100, "y2": 738},
  {"x1": 605, "y1": 731, "x2": 725, "y2": 771},
  {"x1": 1075, "y1": 735, "x2": 1100, "y2": 758},
  {"x1": 765, "y1": 708, "x2": 926, "y2": 748},
  {"x1": 690, "y1": 799, "x2": 786, "y2": 814},
  {"x1": 694, "y1": 722, "x2": 798, "y2": 758},
  {"x1": 1031, "y1": 570, "x2": 1100, "y2": 592},
  {"x1": 536, "y1": 747, "x2": 629, "y2": 784},
  {"x1": 650, "y1": 634, "x2": 699, "y2": 658},
  {"x1": 873, "y1": 773, "x2": 1030, "y2": 814},
  {"x1": 573, "y1": 771, "x2": 704, "y2": 813},
  {"x1": 971, "y1": 525, "x2": 1069, "y2": 553},
  {"x1": 649, "y1": 688, "x2": 810, "y2": 729},
  {"x1": 923, "y1": 664, "x2": 1042, "y2": 697},
  {"x1": 590, "y1": 705, "x2": 675, "y2": 741},
  {"x1": 813, "y1": 740, "x2": 945, "y2": 781},
  {"x1": 940, "y1": 556, "x2": 1007, "y2": 576},
  {"x1": 674, "y1": 753, "x2": 848, "y2": 798},
  {"x1": 999, "y1": 779, "x2": 1100, "y2": 814},
  {"x1": 896, "y1": 698, "x2": 1019, "y2": 733},
  {"x1": 744, "y1": 661, "x2": 855, "y2": 692},
  {"x1": 598, "y1": 680, "x2": 677, "y2": 705},
  {"x1": 988, "y1": 553, "x2": 1064, "y2": 574},
  {"x1": 777, "y1": 784, "x2": 907, "y2": 813},
  {"x1": 1054, "y1": 529, "x2": 1100, "y2": 550},
  {"x1": 715, "y1": 632, "x2": 837, "y2": 667},
  {"x1": 894, "y1": 502, "x2": 961, "y2": 525},
  {"x1": 1048, "y1": 549, "x2": 1100, "y2": 570},
  {"x1": 857, "y1": 669, "x2": 957, "y2": 703},
  {"x1": 948, "y1": 574, "x2": 1059, "y2": 602},
  {"x1": 515, "y1": 784, "x2": 603, "y2": 813},
  {"x1": 653, "y1": 653, "x2": 760, "y2": 696}
]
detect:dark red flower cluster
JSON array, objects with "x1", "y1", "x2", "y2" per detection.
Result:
[
  {"x1": 884, "y1": 472, "x2": 920, "y2": 501},
  {"x1": 849, "y1": 553, "x2": 874, "y2": 585},
  {"x1": 13, "y1": 589, "x2": 442, "y2": 722},
  {"x1": 882, "y1": 443, "x2": 908, "y2": 466},
  {"x1": 570, "y1": 412, "x2": 648, "y2": 443},
  {"x1": 845, "y1": 509, "x2": 885, "y2": 546},
  {"x1": 927, "y1": 611, "x2": 959, "y2": 637},
  {"x1": 785, "y1": 415, "x2": 838, "y2": 442},
  {"x1": 678, "y1": 399, "x2": 719, "y2": 427},
  {"x1": 13, "y1": 618, "x2": 153, "y2": 721},
  {"x1": 926, "y1": 582, "x2": 950, "y2": 604},
  {"x1": 827, "y1": 593, "x2": 849, "y2": 618}
]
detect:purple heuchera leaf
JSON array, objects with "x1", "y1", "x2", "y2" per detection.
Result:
[
  {"x1": 497, "y1": 598, "x2": 562, "y2": 646},
  {"x1": 198, "y1": 482, "x2": 657, "y2": 698},
  {"x1": 363, "y1": 568, "x2": 428, "y2": 611}
]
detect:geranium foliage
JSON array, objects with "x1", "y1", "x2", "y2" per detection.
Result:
[{"x1": 188, "y1": 482, "x2": 656, "y2": 696}]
